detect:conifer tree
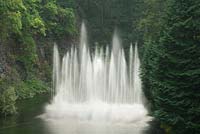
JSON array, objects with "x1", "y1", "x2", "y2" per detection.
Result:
[{"x1": 148, "y1": 0, "x2": 200, "y2": 133}]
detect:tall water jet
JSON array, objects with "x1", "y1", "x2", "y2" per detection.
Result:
[
  {"x1": 133, "y1": 42, "x2": 142, "y2": 103},
  {"x1": 80, "y1": 22, "x2": 87, "y2": 49},
  {"x1": 44, "y1": 22, "x2": 149, "y2": 123},
  {"x1": 129, "y1": 42, "x2": 142, "y2": 104},
  {"x1": 52, "y1": 45, "x2": 60, "y2": 98}
]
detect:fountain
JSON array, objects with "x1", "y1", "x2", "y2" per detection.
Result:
[{"x1": 44, "y1": 23, "x2": 149, "y2": 124}]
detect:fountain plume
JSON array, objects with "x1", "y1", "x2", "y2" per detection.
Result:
[{"x1": 45, "y1": 22, "x2": 148, "y2": 123}]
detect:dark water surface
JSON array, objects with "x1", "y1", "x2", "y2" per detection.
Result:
[{"x1": 0, "y1": 94, "x2": 164, "y2": 134}]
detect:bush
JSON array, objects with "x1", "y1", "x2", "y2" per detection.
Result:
[
  {"x1": 16, "y1": 79, "x2": 49, "y2": 99},
  {"x1": 0, "y1": 86, "x2": 17, "y2": 116}
]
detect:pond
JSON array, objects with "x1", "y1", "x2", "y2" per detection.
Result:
[{"x1": 0, "y1": 94, "x2": 164, "y2": 134}]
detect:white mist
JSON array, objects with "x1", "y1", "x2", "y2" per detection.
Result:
[{"x1": 44, "y1": 23, "x2": 150, "y2": 124}]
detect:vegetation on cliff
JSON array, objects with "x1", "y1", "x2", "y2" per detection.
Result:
[{"x1": 0, "y1": 0, "x2": 76, "y2": 116}]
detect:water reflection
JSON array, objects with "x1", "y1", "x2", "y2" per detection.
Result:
[
  {"x1": 0, "y1": 113, "x2": 163, "y2": 134},
  {"x1": 41, "y1": 115, "x2": 153, "y2": 134}
]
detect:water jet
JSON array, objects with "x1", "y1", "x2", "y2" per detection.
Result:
[{"x1": 44, "y1": 22, "x2": 150, "y2": 124}]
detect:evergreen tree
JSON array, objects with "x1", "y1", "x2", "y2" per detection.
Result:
[{"x1": 143, "y1": 0, "x2": 200, "y2": 133}]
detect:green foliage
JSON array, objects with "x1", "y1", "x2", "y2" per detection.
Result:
[
  {"x1": 0, "y1": 0, "x2": 76, "y2": 117},
  {"x1": 0, "y1": 87, "x2": 17, "y2": 116},
  {"x1": 138, "y1": 0, "x2": 167, "y2": 41},
  {"x1": 0, "y1": 66, "x2": 49, "y2": 115},
  {"x1": 141, "y1": 0, "x2": 200, "y2": 133},
  {"x1": 0, "y1": 77, "x2": 48, "y2": 116},
  {"x1": 0, "y1": 0, "x2": 77, "y2": 40},
  {"x1": 0, "y1": 78, "x2": 18, "y2": 116},
  {"x1": 42, "y1": 0, "x2": 77, "y2": 38},
  {"x1": 0, "y1": 0, "x2": 25, "y2": 40},
  {"x1": 16, "y1": 34, "x2": 38, "y2": 75},
  {"x1": 21, "y1": 0, "x2": 46, "y2": 36},
  {"x1": 56, "y1": 7, "x2": 76, "y2": 36},
  {"x1": 16, "y1": 79, "x2": 48, "y2": 99},
  {"x1": 141, "y1": 40, "x2": 161, "y2": 106}
]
